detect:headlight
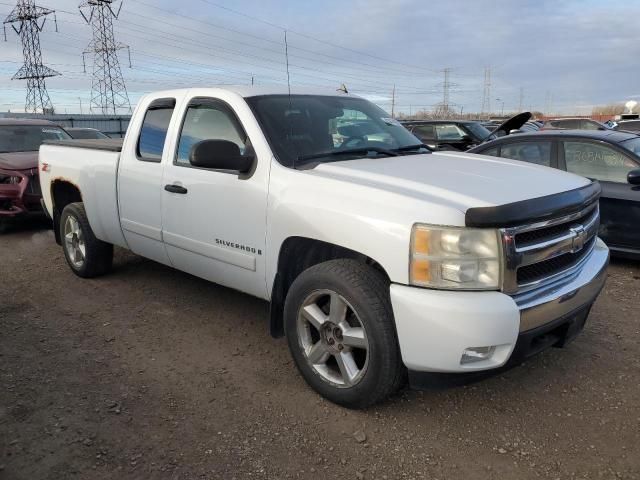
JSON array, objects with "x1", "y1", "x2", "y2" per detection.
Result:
[{"x1": 410, "y1": 224, "x2": 502, "y2": 290}]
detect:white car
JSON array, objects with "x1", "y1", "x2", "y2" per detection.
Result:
[{"x1": 39, "y1": 87, "x2": 609, "y2": 408}]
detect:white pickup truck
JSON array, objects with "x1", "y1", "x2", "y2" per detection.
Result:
[{"x1": 39, "y1": 87, "x2": 609, "y2": 408}]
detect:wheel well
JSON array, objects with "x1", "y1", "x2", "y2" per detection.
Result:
[
  {"x1": 269, "y1": 237, "x2": 389, "y2": 338},
  {"x1": 51, "y1": 181, "x2": 82, "y2": 244}
]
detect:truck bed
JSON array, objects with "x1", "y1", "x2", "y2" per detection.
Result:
[{"x1": 43, "y1": 138, "x2": 123, "y2": 152}]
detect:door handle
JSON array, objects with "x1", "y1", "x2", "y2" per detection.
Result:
[{"x1": 164, "y1": 184, "x2": 188, "y2": 194}]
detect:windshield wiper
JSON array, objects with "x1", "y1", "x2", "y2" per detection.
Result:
[
  {"x1": 297, "y1": 147, "x2": 398, "y2": 164},
  {"x1": 393, "y1": 143, "x2": 432, "y2": 153}
]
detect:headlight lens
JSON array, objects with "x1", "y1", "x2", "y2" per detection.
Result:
[{"x1": 410, "y1": 224, "x2": 502, "y2": 290}]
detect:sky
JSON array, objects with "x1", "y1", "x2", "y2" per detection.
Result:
[{"x1": 1, "y1": 0, "x2": 639, "y2": 116}]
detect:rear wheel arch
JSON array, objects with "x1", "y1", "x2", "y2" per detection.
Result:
[
  {"x1": 269, "y1": 236, "x2": 390, "y2": 338},
  {"x1": 50, "y1": 181, "x2": 82, "y2": 244}
]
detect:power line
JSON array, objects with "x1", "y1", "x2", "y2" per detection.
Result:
[{"x1": 3, "y1": 0, "x2": 60, "y2": 113}]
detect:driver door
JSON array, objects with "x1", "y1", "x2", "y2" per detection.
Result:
[{"x1": 160, "y1": 96, "x2": 269, "y2": 298}]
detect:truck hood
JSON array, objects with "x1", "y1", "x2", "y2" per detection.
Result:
[
  {"x1": 0, "y1": 151, "x2": 39, "y2": 171},
  {"x1": 307, "y1": 152, "x2": 589, "y2": 213}
]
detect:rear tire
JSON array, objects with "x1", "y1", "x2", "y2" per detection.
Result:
[
  {"x1": 60, "y1": 202, "x2": 113, "y2": 278},
  {"x1": 284, "y1": 259, "x2": 404, "y2": 409}
]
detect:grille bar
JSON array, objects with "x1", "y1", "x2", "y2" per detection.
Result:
[{"x1": 501, "y1": 203, "x2": 599, "y2": 294}]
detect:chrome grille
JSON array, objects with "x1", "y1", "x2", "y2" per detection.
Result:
[{"x1": 501, "y1": 203, "x2": 599, "y2": 293}]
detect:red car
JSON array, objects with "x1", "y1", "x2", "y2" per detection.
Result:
[{"x1": 0, "y1": 119, "x2": 72, "y2": 230}]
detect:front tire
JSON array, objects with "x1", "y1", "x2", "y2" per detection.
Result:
[
  {"x1": 284, "y1": 259, "x2": 404, "y2": 409},
  {"x1": 60, "y1": 202, "x2": 113, "y2": 278}
]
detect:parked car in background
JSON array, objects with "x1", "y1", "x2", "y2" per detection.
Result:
[
  {"x1": 0, "y1": 119, "x2": 71, "y2": 231},
  {"x1": 66, "y1": 127, "x2": 110, "y2": 139},
  {"x1": 39, "y1": 87, "x2": 608, "y2": 407},
  {"x1": 468, "y1": 130, "x2": 640, "y2": 258},
  {"x1": 614, "y1": 119, "x2": 640, "y2": 133},
  {"x1": 543, "y1": 118, "x2": 612, "y2": 131},
  {"x1": 401, "y1": 120, "x2": 494, "y2": 151}
]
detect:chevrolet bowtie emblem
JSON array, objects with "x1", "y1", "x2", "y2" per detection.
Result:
[{"x1": 569, "y1": 225, "x2": 587, "y2": 253}]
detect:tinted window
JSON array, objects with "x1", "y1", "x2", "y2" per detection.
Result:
[
  {"x1": 69, "y1": 129, "x2": 108, "y2": 139},
  {"x1": 464, "y1": 122, "x2": 492, "y2": 140},
  {"x1": 580, "y1": 120, "x2": 602, "y2": 130},
  {"x1": 620, "y1": 121, "x2": 640, "y2": 132},
  {"x1": 137, "y1": 101, "x2": 175, "y2": 161},
  {"x1": 411, "y1": 125, "x2": 435, "y2": 140},
  {"x1": 479, "y1": 146, "x2": 499, "y2": 157},
  {"x1": 550, "y1": 119, "x2": 578, "y2": 129},
  {"x1": 435, "y1": 124, "x2": 465, "y2": 141},
  {"x1": 564, "y1": 141, "x2": 638, "y2": 182},
  {"x1": 500, "y1": 141, "x2": 552, "y2": 166},
  {"x1": 176, "y1": 101, "x2": 247, "y2": 167},
  {"x1": 0, "y1": 125, "x2": 71, "y2": 153}
]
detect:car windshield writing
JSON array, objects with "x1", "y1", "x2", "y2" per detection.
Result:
[
  {"x1": 0, "y1": 125, "x2": 71, "y2": 153},
  {"x1": 246, "y1": 95, "x2": 422, "y2": 167}
]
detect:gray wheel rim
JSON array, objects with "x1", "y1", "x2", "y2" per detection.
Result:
[
  {"x1": 64, "y1": 215, "x2": 86, "y2": 269},
  {"x1": 297, "y1": 289, "x2": 369, "y2": 388}
]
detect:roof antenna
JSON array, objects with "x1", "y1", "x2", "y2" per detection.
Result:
[
  {"x1": 284, "y1": 29, "x2": 296, "y2": 168},
  {"x1": 337, "y1": 83, "x2": 348, "y2": 94}
]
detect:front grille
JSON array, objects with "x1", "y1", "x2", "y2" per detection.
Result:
[
  {"x1": 501, "y1": 203, "x2": 599, "y2": 293},
  {"x1": 517, "y1": 237, "x2": 595, "y2": 285},
  {"x1": 515, "y1": 208, "x2": 595, "y2": 248}
]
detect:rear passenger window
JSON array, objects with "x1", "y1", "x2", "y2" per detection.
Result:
[
  {"x1": 500, "y1": 142, "x2": 552, "y2": 166},
  {"x1": 137, "y1": 98, "x2": 176, "y2": 162}
]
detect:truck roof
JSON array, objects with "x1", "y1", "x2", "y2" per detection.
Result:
[{"x1": 143, "y1": 85, "x2": 357, "y2": 99}]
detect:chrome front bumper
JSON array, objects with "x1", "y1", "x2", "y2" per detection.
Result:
[{"x1": 513, "y1": 237, "x2": 609, "y2": 332}]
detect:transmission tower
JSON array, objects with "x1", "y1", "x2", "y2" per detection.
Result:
[
  {"x1": 80, "y1": 0, "x2": 131, "y2": 114},
  {"x1": 3, "y1": 0, "x2": 60, "y2": 113},
  {"x1": 481, "y1": 66, "x2": 491, "y2": 118},
  {"x1": 442, "y1": 68, "x2": 451, "y2": 112}
]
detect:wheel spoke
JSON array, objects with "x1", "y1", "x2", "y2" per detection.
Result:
[
  {"x1": 306, "y1": 341, "x2": 329, "y2": 365},
  {"x1": 328, "y1": 293, "x2": 348, "y2": 324},
  {"x1": 69, "y1": 216, "x2": 79, "y2": 235},
  {"x1": 340, "y1": 326, "x2": 367, "y2": 350},
  {"x1": 65, "y1": 232, "x2": 74, "y2": 241},
  {"x1": 302, "y1": 303, "x2": 327, "y2": 330},
  {"x1": 335, "y1": 351, "x2": 360, "y2": 386},
  {"x1": 78, "y1": 243, "x2": 86, "y2": 260}
]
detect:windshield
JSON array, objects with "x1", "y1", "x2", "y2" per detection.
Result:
[
  {"x1": 464, "y1": 122, "x2": 493, "y2": 140},
  {"x1": 621, "y1": 137, "x2": 640, "y2": 156},
  {"x1": 246, "y1": 95, "x2": 423, "y2": 167},
  {"x1": 0, "y1": 125, "x2": 71, "y2": 153}
]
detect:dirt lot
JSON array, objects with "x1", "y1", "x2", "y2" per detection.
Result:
[{"x1": 1, "y1": 220, "x2": 639, "y2": 480}]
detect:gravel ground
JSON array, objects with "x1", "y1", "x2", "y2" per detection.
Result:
[{"x1": 1, "y1": 220, "x2": 639, "y2": 480}]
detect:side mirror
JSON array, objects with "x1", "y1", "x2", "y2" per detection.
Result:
[
  {"x1": 509, "y1": 129, "x2": 522, "y2": 135},
  {"x1": 189, "y1": 139, "x2": 254, "y2": 173},
  {"x1": 628, "y1": 168, "x2": 640, "y2": 185}
]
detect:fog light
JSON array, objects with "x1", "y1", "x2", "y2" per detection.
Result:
[{"x1": 461, "y1": 346, "x2": 496, "y2": 364}]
